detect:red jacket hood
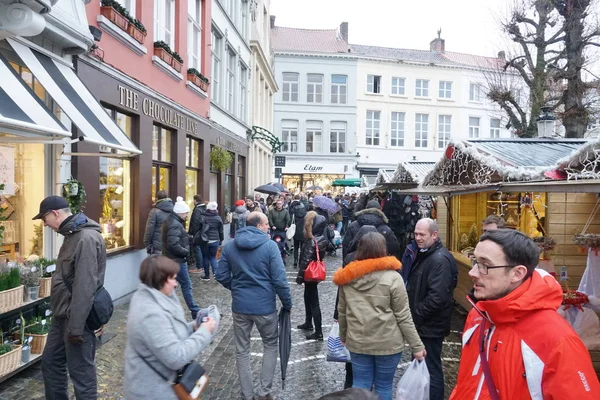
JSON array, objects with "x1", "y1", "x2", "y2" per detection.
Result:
[{"x1": 473, "y1": 269, "x2": 562, "y2": 325}]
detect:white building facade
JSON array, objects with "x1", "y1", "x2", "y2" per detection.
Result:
[
  {"x1": 247, "y1": 0, "x2": 277, "y2": 192},
  {"x1": 352, "y1": 37, "x2": 511, "y2": 181},
  {"x1": 272, "y1": 21, "x2": 359, "y2": 194}
]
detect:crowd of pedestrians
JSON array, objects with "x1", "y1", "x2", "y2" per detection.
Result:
[{"x1": 30, "y1": 187, "x2": 600, "y2": 400}]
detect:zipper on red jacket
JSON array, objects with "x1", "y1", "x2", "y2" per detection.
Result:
[{"x1": 468, "y1": 297, "x2": 498, "y2": 400}]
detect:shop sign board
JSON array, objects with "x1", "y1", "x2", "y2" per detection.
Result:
[
  {"x1": 282, "y1": 159, "x2": 348, "y2": 175},
  {"x1": 274, "y1": 156, "x2": 286, "y2": 167}
]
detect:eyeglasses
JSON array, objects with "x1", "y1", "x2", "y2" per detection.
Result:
[{"x1": 470, "y1": 258, "x2": 517, "y2": 275}]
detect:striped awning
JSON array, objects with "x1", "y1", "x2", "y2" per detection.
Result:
[
  {"x1": 8, "y1": 38, "x2": 141, "y2": 155},
  {"x1": 0, "y1": 51, "x2": 70, "y2": 140}
]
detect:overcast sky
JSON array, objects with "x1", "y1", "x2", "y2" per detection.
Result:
[{"x1": 270, "y1": 0, "x2": 511, "y2": 58}]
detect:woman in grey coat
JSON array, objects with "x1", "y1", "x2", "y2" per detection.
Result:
[{"x1": 124, "y1": 256, "x2": 216, "y2": 399}]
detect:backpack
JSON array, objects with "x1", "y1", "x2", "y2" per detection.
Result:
[{"x1": 235, "y1": 215, "x2": 247, "y2": 231}]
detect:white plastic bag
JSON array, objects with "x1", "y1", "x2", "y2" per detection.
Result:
[
  {"x1": 396, "y1": 359, "x2": 430, "y2": 400},
  {"x1": 325, "y1": 324, "x2": 351, "y2": 363}
]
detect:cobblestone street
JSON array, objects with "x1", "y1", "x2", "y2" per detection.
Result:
[{"x1": 0, "y1": 246, "x2": 466, "y2": 399}]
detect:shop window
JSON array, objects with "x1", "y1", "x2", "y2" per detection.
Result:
[
  {"x1": 151, "y1": 165, "x2": 171, "y2": 202},
  {"x1": 100, "y1": 157, "x2": 131, "y2": 251},
  {"x1": 152, "y1": 124, "x2": 173, "y2": 201},
  {"x1": 237, "y1": 155, "x2": 246, "y2": 201},
  {"x1": 185, "y1": 136, "x2": 202, "y2": 205}
]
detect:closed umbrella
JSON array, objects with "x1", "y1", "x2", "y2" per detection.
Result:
[
  {"x1": 278, "y1": 308, "x2": 291, "y2": 389},
  {"x1": 255, "y1": 184, "x2": 281, "y2": 196},
  {"x1": 312, "y1": 195, "x2": 339, "y2": 214}
]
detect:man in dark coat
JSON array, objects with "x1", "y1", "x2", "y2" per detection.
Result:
[
  {"x1": 143, "y1": 190, "x2": 173, "y2": 254},
  {"x1": 289, "y1": 195, "x2": 307, "y2": 267},
  {"x1": 342, "y1": 200, "x2": 400, "y2": 260},
  {"x1": 162, "y1": 196, "x2": 200, "y2": 319},
  {"x1": 405, "y1": 218, "x2": 458, "y2": 400},
  {"x1": 188, "y1": 194, "x2": 206, "y2": 272}
]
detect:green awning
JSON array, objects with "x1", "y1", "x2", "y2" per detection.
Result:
[{"x1": 332, "y1": 178, "x2": 362, "y2": 187}]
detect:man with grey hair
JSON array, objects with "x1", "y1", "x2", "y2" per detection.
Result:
[
  {"x1": 216, "y1": 211, "x2": 292, "y2": 400},
  {"x1": 33, "y1": 195, "x2": 106, "y2": 399},
  {"x1": 403, "y1": 218, "x2": 457, "y2": 400}
]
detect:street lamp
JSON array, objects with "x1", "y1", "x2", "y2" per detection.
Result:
[{"x1": 537, "y1": 106, "x2": 556, "y2": 138}]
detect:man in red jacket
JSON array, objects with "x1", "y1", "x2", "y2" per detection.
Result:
[{"x1": 451, "y1": 229, "x2": 599, "y2": 399}]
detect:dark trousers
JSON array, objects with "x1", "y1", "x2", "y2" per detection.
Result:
[
  {"x1": 341, "y1": 217, "x2": 349, "y2": 236},
  {"x1": 201, "y1": 241, "x2": 220, "y2": 277},
  {"x1": 303, "y1": 282, "x2": 322, "y2": 334},
  {"x1": 42, "y1": 318, "x2": 97, "y2": 400},
  {"x1": 421, "y1": 336, "x2": 444, "y2": 400},
  {"x1": 293, "y1": 239, "x2": 302, "y2": 263}
]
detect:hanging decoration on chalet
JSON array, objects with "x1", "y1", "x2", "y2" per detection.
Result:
[{"x1": 558, "y1": 140, "x2": 600, "y2": 180}]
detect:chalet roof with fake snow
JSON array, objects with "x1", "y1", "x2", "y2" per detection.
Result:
[
  {"x1": 391, "y1": 162, "x2": 436, "y2": 184},
  {"x1": 423, "y1": 139, "x2": 590, "y2": 186},
  {"x1": 376, "y1": 169, "x2": 396, "y2": 184}
]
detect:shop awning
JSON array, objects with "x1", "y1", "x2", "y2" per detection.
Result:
[
  {"x1": 0, "y1": 53, "x2": 70, "y2": 141},
  {"x1": 332, "y1": 178, "x2": 362, "y2": 187},
  {"x1": 8, "y1": 39, "x2": 141, "y2": 155}
]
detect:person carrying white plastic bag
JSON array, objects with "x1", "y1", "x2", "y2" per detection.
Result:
[
  {"x1": 325, "y1": 323, "x2": 351, "y2": 362},
  {"x1": 396, "y1": 359, "x2": 430, "y2": 400}
]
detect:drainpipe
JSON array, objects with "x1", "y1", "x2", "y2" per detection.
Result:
[{"x1": 33, "y1": 0, "x2": 51, "y2": 14}]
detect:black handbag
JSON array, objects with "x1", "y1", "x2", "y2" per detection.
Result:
[{"x1": 61, "y1": 269, "x2": 113, "y2": 330}]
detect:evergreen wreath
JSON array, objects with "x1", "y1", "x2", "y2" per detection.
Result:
[
  {"x1": 62, "y1": 178, "x2": 86, "y2": 213},
  {"x1": 210, "y1": 146, "x2": 234, "y2": 172}
]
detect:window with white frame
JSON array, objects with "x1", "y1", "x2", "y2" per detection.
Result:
[
  {"x1": 117, "y1": 0, "x2": 135, "y2": 15},
  {"x1": 331, "y1": 75, "x2": 347, "y2": 104},
  {"x1": 366, "y1": 110, "x2": 381, "y2": 146},
  {"x1": 226, "y1": 47, "x2": 236, "y2": 113},
  {"x1": 239, "y1": 63, "x2": 247, "y2": 121},
  {"x1": 241, "y1": 0, "x2": 249, "y2": 39},
  {"x1": 307, "y1": 74, "x2": 323, "y2": 103},
  {"x1": 469, "y1": 117, "x2": 480, "y2": 138},
  {"x1": 367, "y1": 75, "x2": 382, "y2": 94},
  {"x1": 282, "y1": 72, "x2": 299, "y2": 102},
  {"x1": 438, "y1": 115, "x2": 452, "y2": 148},
  {"x1": 391, "y1": 77, "x2": 405, "y2": 96},
  {"x1": 330, "y1": 121, "x2": 346, "y2": 153},
  {"x1": 390, "y1": 112, "x2": 405, "y2": 147},
  {"x1": 415, "y1": 113, "x2": 429, "y2": 148},
  {"x1": 306, "y1": 121, "x2": 323, "y2": 153},
  {"x1": 490, "y1": 118, "x2": 501, "y2": 138},
  {"x1": 211, "y1": 28, "x2": 222, "y2": 103},
  {"x1": 415, "y1": 79, "x2": 429, "y2": 97},
  {"x1": 281, "y1": 120, "x2": 298, "y2": 152},
  {"x1": 154, "y1": 0, "x2": 175, "y2": 47},
  {"x1": 469, "y1": 83, "x2": 482, "y2": 101},
  {"x1": 439, "y1": 81, "x2": 452, "y2": 99},
  {"x1": 187, "y1": 0, "x2": 202, "y2": 71}
]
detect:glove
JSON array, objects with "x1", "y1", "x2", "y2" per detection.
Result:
[
  {"x1": 68, "y1": 335, "x2": 84, "y2": 344},
  {"x1": 296, "y1": 276, "x2": 303, "y2": 285}
]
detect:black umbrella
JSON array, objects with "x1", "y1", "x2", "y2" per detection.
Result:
[
  {"x1": 270, "y1": 182, "x2": 289, "y2": 193},
  {"x1": 306, "y1": 185, "x2": 323, "y2": 191},
  {"x1": 255, "y1": 184, "x2": 281, "y2": 196},
  {"x1": 278, "y1": 308, "x2": 291, "y2": 389}
]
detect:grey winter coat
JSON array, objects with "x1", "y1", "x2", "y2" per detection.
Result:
[
  {"x1": 161, "y1": 213, "x2": 189, "y2": 263},
  {"x1": 144, "y1": 199, "x2": 174, "y2": 254},
  {"x1": 230, "y1": 205, "x2": 250, "y2": 237},
  {"x1": 124, "y1": 284, "x2": 212, "y2": 400},
  {"x1": 53, "y1": 213, "x2": 106, "y2": 337}
]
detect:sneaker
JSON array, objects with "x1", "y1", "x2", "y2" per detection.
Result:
[
  {"x1": 200, "y1": 276, "x2": 210, "y2": 281},
  {"x1": 306, "y1": 332, "x2": 323, "y2": 341},
  {"x1": 296, "y1": 322, "x2": 313, "y2": 330}
]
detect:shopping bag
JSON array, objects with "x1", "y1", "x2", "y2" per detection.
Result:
[
  {"x1": 286, "y1": 215, "x2": 296, "y2": 240},
  {"x1": 325, "y1": 324, "x2": 351, "y2": 362},
  {"x1": 396, "y1": 359, "x2": 430, "y2": 400}
]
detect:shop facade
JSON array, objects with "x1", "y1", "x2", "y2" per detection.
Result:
[
  {"x1": 76, "y1": 56, "x2": 248, "y2": 302},
  {"x1": 279, "y1": 156, "x2": 358, "y2": 194}
]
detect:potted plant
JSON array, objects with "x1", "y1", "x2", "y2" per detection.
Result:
[
  {"x1": 18, "y1": 313, "x2": 32, "y2": 363},
  {"x1": 100, "y1": 0, "x2": 130, "y2": 31},
  {"x1": 0, "y1": 341, "x2": 21, "y2": 376},
  {"x1": 171, "y1": 52, "x2": 184, "y2": 73},
  {"x1": 0, "y1": 263, "x2": 23, "y2": 313},
  {"x1": 209, "y1": 146, "x2": 234, "y2": 172},
  {"x1": 32, "y1": 257, "x2": 55, "y2": 298},
  {"x1": 20, "y1": 263, "x2": 42, "y2": 302},
  {"x1": 187, "y1": 68, "x2": 210, "y2": 92},
  {"x1": 62, "y1": 178, "x2": 86, "y2": 213},
  {"x1": 153, "y1": 41, "x2": 173, "y2": 65},
  {"x1": 126, "y1": 18, "x2": 147, "y2": 44},
  {"x1": 25, "y1": 318, "x2": 50, "y2": 355}
]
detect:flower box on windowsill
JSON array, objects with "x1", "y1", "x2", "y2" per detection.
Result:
[
  {"x1": 100, "y1": 6, "x2": 129, "y2": 31},
  {"x1": 171, "y1": 59, "x2": 183, "y2": 73},
  {"x1": 126, "y1": 24, "x2": 146, "y2": 45},
  {"x1": 187, "y1": 73, "x2": 210, "y2": 92},
  {"x1": 154, "y1": 47, "x2": 173, "y2": 65}
]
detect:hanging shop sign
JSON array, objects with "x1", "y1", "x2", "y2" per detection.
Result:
[
  {"x1": 281, "y1": 159, "x2": 349, "y2": 175},
  {"x1": 117, "y1": 85, "x2": 199, "y2": 134}
]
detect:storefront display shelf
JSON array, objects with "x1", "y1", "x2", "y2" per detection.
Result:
[
  {"x1": 0, "y1": 353, "x2": 42, "y2": 383},
  {"x1": 0, "y1": 297, "x2": 46, "y2": 319}
]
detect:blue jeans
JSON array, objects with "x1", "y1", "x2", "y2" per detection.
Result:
[
  {"x1": 201, "y1": 242, "x2": 220, "y2": 277},
  {"x1": 176, "y1": 262, "x2": 200, "y2": 316},
  {"x1": 192, "y1": 245, "x2": 203, "y2": 270},
  {"x1": 335, "y1": 221, "x2": 343, "y2": 232},
  {"x1": 350, "y1": 352, "x2": 402, "y2": 400}
]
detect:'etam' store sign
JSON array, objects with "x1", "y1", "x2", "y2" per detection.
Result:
[{"x1": 282, "y1": 160, "x2": 349, "y2": 174}]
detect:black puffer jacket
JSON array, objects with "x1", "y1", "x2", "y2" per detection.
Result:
[
  {"x1": 406, "y1": 239, "x2": 458, "y2": 338},
  {"x1": 161, "y1": 213, "x2": 189, "y2": 263},
  {"x1": 188, "y1": 203, "x2": 206, "y2": 236},
  {"x1": 342, "y1": 208, "x2": 400, "y2": 259},
  {"x1": 143, "y1": 199, "x2": 173, "y2": 253},
  {"x1": 203, "y1": 210, "x2": 224, "y2": 242},
  {"x1": 296, "y1": 215, "x2": 328, "y2": 284},
  {"x1": 289, "y1": 200, "x2": 307, "y2": 241}
]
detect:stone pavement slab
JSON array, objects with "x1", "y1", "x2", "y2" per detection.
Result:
[{"x1": 0, "y1": 245, "x2": 465, "y2": 399}]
